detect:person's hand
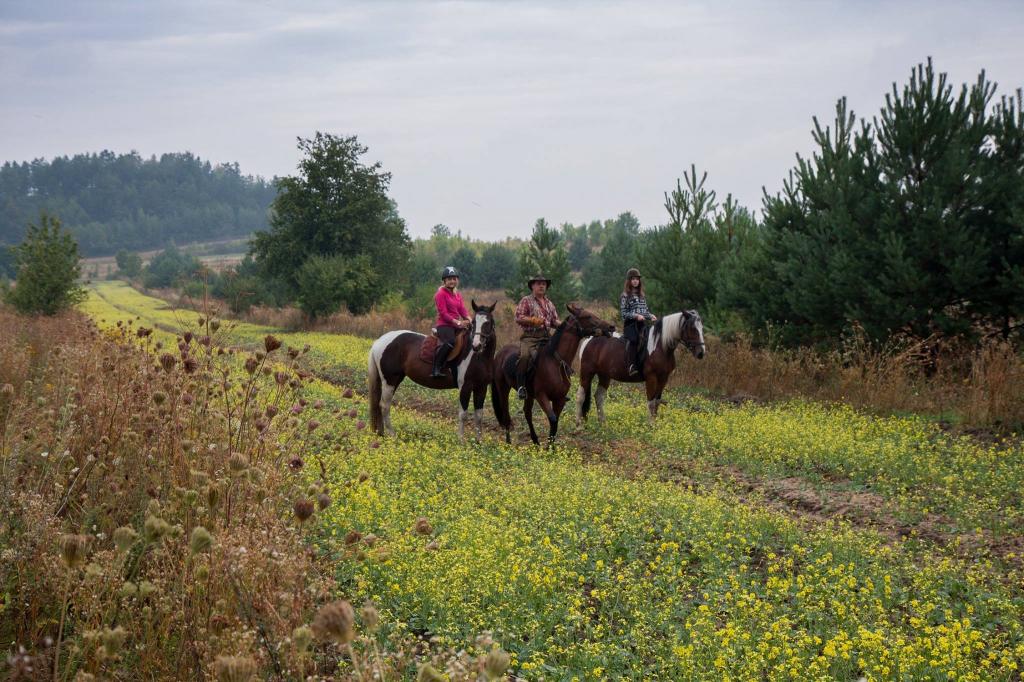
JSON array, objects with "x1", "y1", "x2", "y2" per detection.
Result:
[
  {"x1": 458, "y1": 319, "x2": 470, "y2": 328},
  {"x1": 635, "y1": 314, "x2": 645, "y2": 321},
  {"x1": 650, "y1": 314, "x2": 658, "y2": 322}
]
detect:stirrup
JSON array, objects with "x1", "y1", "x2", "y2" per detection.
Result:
[
  {"x1": 628, "y1": 364, "x2": 639, "y2": 376},
  {"x1": 517, "y1": 386, "x2": 527, "y2": 400}
]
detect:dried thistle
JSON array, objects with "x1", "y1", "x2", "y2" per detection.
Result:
[
  {"x1": 228, "y1": 453, "x2": 249, "y2": 475},
  {"x1": 360, "y1": 601, "x2": 380, "y2": 633},
  {"x1": 213, "y1": 654, "x2": 257, "y2": 682},
  {"x1": 100, "y1": 626, "x2": 128, "y2": 656},
  {"x1": 344, "y1": 530, "x2": 363, "y2": 546},
  {"x1": 414, "y1": 517, "x2": 433, "y2": 536},
  {"x1": 484, "y1": 648, "x2": 511, "y2": 680},
  {"x1": 190, "y1": 526, "x2": 213, "y2": 554},
  {"x1": 292, "y1": 625, "x2": 314, "y2": 652},
  {"x1": 417, "y1": 664, "x2": 446, "y2": 682},
  {"x1": 264, "y1": 335, "x2": 282, "y2": 353},
  {"x1": 60, "y1": 534, "x2": 90, "y2": 569},
  {"x1": 112, "y1": 526, "x2": 138, "y2": 553},
  {"x1": 293, "y1": 498, "x2": 315, "y2": 524},
  {"x1": 159, "y1": 353, "x2": 177, "y2": 372},
  {"x1": 312, "y1": 600, "x2": 355, "y2": 644},
  {"x1": 316, "y1": 492, "x2": 331, "y2": 510}
]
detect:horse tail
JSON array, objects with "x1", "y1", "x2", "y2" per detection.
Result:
[
  {"x1": 578, "y1": 379, "x2": 592, "y2": 419},
  {"x1": 368, "y1": 344, "x2": 384, "y2": 435},
  {"x1": 491, "y1": 377, "x2": 510, "y2": 430}
]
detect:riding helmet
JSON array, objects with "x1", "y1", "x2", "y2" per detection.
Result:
[
  {"x1": 625, "y1": 267, "x2": 642, "y2": 279},
  {"x1": 441, "y1": 266, "x2": 460, "y2": 280}
]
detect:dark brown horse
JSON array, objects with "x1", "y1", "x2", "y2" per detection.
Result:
[
  {"x1": 576, "y1": 310, "x2": 705, "y2": 426},
  {"x1": 368, "y1": 301, "x2": 497, "y2": 439},
  {"x1": 492, "y1": 304, "x2": 616, "y2": 445}
]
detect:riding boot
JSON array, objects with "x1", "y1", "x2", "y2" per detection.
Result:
[
  {"x1": 626, "y1": 341, "x2": 639, "y2": 376},
  {"x1": 430, "y1": 344, "x2": 450, "y2": 378},
  {"x1": 515, "y1": 359, "x2": 529, "y2": 400}
]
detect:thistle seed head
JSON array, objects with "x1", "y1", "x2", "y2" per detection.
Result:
[{"x1": 312, "y1": 600, "x2": 355, "y2": 644}]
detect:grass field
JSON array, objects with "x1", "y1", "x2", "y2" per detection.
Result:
[{"x1": 76, "y1": 281, "x2": 1024, "y2": 680}]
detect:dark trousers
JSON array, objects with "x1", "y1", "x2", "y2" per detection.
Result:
[
  {"x1": 624, "y1": 320, "x2": 643, "y2": 369},
  {"x1": 432, "y1": 325, "x2": 457, "y2": 374}
]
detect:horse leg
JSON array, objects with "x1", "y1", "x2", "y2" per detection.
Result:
[
  {"x1": 548, "y1": 395, "x2": 566, "y2": 446},
  {"x1": 523, "y1": 395, "x2": 540, "y2": 445},
  {"x1": 645, "y1": 374, "x2": 662, "y2": 423},
  {"x1": 575, "y1": 372, "x2": 593, "y2": 428},
  {"x1": 381, "y1": 379, "x2": 399, "y2": 436},
  {"x1": 595, "y1": 376, "x2": 611, "y2": 425},
  {"x1": 457, "y1": 385, "x2": 472, "y2": 441},
  {"x1": 473, "y1": 385, "x2": 487, "y2": 440}
]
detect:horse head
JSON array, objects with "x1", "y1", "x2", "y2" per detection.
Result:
[
  {"x1": 680, "y1": 310, "x2": 706, "y2": 359},
  {"x1": 566, "y1": 303, "x2": 616, "y2": 337},
  {"x1": 470, "y1": 299, "x2": 497, "y2": 353}
]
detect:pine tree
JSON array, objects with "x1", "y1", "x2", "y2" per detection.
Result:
[
  {"x1": 6, "y1": 212, "x2": 86, "y2": 315},
  {"x1": 507, "y1": 218, "x2": 579, "y2": 310}
]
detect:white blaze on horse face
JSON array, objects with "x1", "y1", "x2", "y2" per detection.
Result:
[{"x1": 472, "y1": 311, "x2": 487, "y2": 351}]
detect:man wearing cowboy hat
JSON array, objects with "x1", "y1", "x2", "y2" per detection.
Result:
[{"x1": 512, "y1": 273, "x2": 561, "y2": 400}]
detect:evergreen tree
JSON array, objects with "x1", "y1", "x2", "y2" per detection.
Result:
[
  {"x1": 508, "y1": 218, "x2": 579, "y2": 310},
  {"x1": 5, "y1": 212, "x2": 86, "y2": 315},
  {"x1": 581, "y1": 214, "x2": 640, "y2": 301},
  {"x1": 638, "y1": 167, "x2": 734, "y2": 312},
  {"x1": 115, "y1": 249, "x2": 143, "y2": 278},
  {"x1": 475, "y1": 242, "x2": 518, "y2": 290}
]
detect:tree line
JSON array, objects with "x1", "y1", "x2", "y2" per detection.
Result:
[
  {"x1": 0, "y1": 150, "x2": 276, "y2": 255},
  {"x1": 6, "y1": 60, "x2": 1022, "y2": 349}
]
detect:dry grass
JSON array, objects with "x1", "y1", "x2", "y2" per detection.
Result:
[
  {"x1": 0, "y1": 306, "x2": 499, "y2": 680},
  {"x1": 673, "y1": 328, "x2": 1024, "y2": 431}
]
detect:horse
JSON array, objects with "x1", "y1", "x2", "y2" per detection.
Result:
[
  {"x1": 368, "y1": 301, "x2": 497, "y2": 440},
  {"x1": 492, "y1": 303, "x2": 616, "y2": 446},
  {"x1": 576, "y1": 310, "x2": 705, "y2": 426}
]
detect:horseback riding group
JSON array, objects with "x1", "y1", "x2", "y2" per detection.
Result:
[{"x1": 368, "y1": 264, "x2": 705, "y2": 445}]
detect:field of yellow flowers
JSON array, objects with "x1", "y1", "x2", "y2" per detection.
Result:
[{"x1": 79, "y1": 282, "x2": 1024, "y2": 680}]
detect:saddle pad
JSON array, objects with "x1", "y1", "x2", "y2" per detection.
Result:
[{"x1": 418, "y1": 331, "x2": 466, "y2": 364}]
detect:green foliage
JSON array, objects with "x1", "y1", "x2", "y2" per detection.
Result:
[
  {"x1": 115, "y1": 249, "x2": 143, "y2": 278},
  {"x1": 637, "y1": 168, "x2": 751, "y2": 314},
  {"x1": 730, "y1": 60, "x2": 1024, "y2": 345},
  {"x1": 250, "y1": 133, "x2": 410, "y2": 314},
  {"x1": 0, "y1": 152, "x2": 274, "y2": 255},
  {"x1": 475, "y1": 242, "x2": 518, "y2": 290},
  {"x1": 508, "y1": 218, "x2": 580, "y2": 310},
  {"x1": 295, "y1": 253, "x2": 379, "y2": 318},
  {"x1": 5, "y1": 212, "x2": 86, "y2": 315},
  {"x1": 142, "y1": 246, "x2": 202, "y2": 289},
  {"x1": 581, "y1": 213, "x2": 642, "y2": 301}
]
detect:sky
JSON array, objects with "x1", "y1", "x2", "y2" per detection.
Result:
[{"x1": 2, "y1": 0, "x2": 1022, "y2": 240}]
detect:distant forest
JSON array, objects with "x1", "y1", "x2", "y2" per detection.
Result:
[{"x1": 0, "y1": 151, "x2": 276, "y2": 255}]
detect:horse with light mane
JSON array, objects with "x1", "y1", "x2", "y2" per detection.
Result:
[
  {"x1": 368, "y1": 301, "x2": 497, "y2": 440},
  {"x1": 576, "y1": 310, "x2": 705, "y2": 425},
  {"x1": 492, "y1": 303, "x2": 616, "y2": 446}
]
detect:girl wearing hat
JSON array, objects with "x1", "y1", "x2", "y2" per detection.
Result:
[
  {"x1": 513, "y1": 274, "x2": 560, "y2": 399},
  {"x1": 620, "y1": 268, "x2": 657, "y2": 376},
  {"x1": 431, "y1": 266, "x2": 471, "y2": 378}
]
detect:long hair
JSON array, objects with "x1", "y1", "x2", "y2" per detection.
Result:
[{"x1": 622, "y1": 276, "x2": 645, "y2": 297}]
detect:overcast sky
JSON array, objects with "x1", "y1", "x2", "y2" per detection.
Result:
[{"x1": 2, "y1": 1, "x2": 1022, "y2": 240}]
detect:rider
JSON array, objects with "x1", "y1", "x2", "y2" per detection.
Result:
[
  {"x1": 431, "y1": 266, "x2": 471, "y2": 378},
  {"x1": 620, "y1": 267, "x2": 657, "y2": 376},
  {"x1": 513, "y1": 273, "x2": 560, "y2": 399}
]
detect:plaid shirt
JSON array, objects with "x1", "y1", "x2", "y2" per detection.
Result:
[
  {"x1": 515, "y1": 295, "x2": 560, "y2": 333},
  {"x1": 620, "y1": 293, "x2": 654, "y2": 323}
]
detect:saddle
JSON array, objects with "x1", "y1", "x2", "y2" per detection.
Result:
[{"x1": 419, "y1": 328, "x2": 467, "y2": 364}]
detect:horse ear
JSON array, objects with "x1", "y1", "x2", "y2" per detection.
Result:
[
  {"x1": 566, "y1": 302, "x2": 581, "y2": 315},
  {"x1": 471, "y1": 298, "x2": 478, "y2": 311},
  {"x1": 491, "y1": 301, "x2": 498, "y2": 310}
]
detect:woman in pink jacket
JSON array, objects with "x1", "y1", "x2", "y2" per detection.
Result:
[{"x1": 431, "y1": 266, "x2": 471, "y2": 377}]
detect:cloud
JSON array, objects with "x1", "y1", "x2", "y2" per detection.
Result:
[{"x1": 2, "y1": 0, "x2": 1023, "y2": 238}]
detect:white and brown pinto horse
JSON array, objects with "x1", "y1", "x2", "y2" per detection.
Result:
[
  {"x1": 576, "y1": 310, "x2": 705, "y2": 425},
  {"x1": 368, "y1": 301, "x2": 496, "y2": 440}
]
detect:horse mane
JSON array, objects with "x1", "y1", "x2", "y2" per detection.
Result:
[
  {"x1": 544, "y1": 316, "x2": 573, "y2": 356},
  {"x1": 659, "y1": 312, "x2": 686, "y2": 351}
]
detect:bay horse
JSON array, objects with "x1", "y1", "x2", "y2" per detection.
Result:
[
  {"x1": 492, "y1": 303, "x2": 616, "y2": 446},
  {"x1": 368, "y1": 301, "x2": 497, "y2": 440},
  {"x1": 576, "y1": 310, "x2": 705, "y2": 426}
]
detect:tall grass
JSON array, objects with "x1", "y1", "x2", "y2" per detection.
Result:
[{"x1": 0, "y1": 307, "x2": 498, "y2": 680}]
